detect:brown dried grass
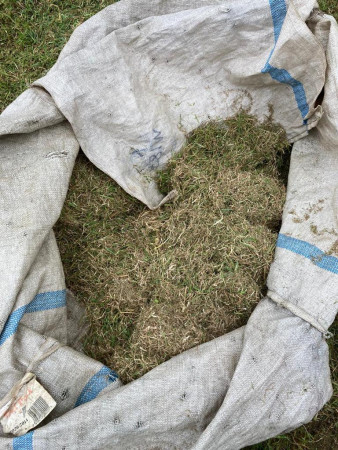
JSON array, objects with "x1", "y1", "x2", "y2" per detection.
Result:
[{"x1": 55, "y1": 113, "x2": 289, "y2": 381}]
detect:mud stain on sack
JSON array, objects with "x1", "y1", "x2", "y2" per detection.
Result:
[{"x1": 289, "y1": 199, "x2": 325, "y2": 223}]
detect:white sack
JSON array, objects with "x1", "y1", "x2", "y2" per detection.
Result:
[{"x1": 0, "y1": 1, "x2": 337, "y2": 449}]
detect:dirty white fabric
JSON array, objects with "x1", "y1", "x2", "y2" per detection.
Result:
[{"x1": 0, "y1": 0, "x2": 337, "y2": 449}]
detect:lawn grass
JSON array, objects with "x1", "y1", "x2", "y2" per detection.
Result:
[{"x1": 1, "y1": 1, "x2": 337, "y2": 449}]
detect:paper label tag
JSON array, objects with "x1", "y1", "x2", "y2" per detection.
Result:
[{"x1": 0, "y1": 376, "x2": 56, "y2": 436}]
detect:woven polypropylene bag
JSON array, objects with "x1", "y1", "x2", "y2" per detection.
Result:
[{"x1": 0, "y1": 1, "x2": 337, "y2": 448}]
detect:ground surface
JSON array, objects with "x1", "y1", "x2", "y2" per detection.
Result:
[{"x1": 1, "y1": 1, "x2": 337, "y2": 449}]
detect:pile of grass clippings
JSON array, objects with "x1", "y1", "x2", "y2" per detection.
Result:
[{"x1": 55, "y1": 113, "x2": 289, "y2": 381}]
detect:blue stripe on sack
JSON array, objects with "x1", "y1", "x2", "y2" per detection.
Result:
[
  {"x1": 262, "y1": 63, "x2": 309, "y2": 119},
  {"x1": 277, "y1": 234, "x2": 338, "y2": 274},
  {"x1": 74, "y1": 366, "x2": 119, "y2": 407},
  {"x1": 0, "y1": 290, "x2": 66, "y2": 346},
  {"x1": 25, "y1": 290, "x2": 66, "y2": 313},
  {"x1": 263, "y1": 0, "x2": 309, "y2": 121},
  {"x1": 268, "y1": 0, "x2": 287, "y2": 42},
  {"x1": 13, "y1": 431, "x2": 33, "y2": 450},
  {"x1": 0, "y1": 305, "x2": 27, "y2": 346}
]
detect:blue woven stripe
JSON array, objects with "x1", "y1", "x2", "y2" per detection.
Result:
[
  {"x1": 263, "y1": 0, "x2": 309, "y2": 120},
  {"x1": 25, "y1": 290, "x2": 66, "y2": 313},
  {"x1": 277, "y1": 234, "x2": 338, "y2": 274},
  {"x1": 74, "y1": 366, "x2": 119, "y2": 407},
  {"x1": 262, "y1": 63, "x2": 309, "y2": 118},
  {"x1": 13, "y1": 431, "x2": 33, "y2": 450},
  {"x1": 0, "y1": 290, "x2": 66, "y2": 346},
  {"x1": 0, "y1": 306, "x2": 27, "y2": 346},
  {"x1": 268, "y1": 0, "x2": 287, "y2": 43}
]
